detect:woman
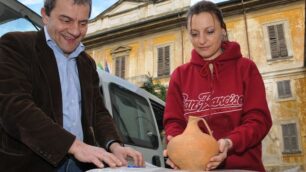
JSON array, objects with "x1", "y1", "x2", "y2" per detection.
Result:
[{"x1": 163, "y1": 0, "x2": 272, "y2": 171}]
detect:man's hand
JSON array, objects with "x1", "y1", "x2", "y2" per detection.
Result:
[
  {"x1": 206, "y1": 138, "x2": 232, "y2": 171},
  {"x1": 109, "y1": 142, "x2": 145, "y2": 167},
  {"x1": 68, "y1": 139, "x2": 123, "y2": 168}
]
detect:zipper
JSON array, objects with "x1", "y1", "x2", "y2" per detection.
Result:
[
  {"x1": 209, "y1": 63, "x2": 214, "y2": 80},
  {"x1": 208, "y1": 63, "x2": 214, "y2": 116}
]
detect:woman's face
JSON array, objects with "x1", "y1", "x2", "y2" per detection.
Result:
[{"x1": 188, "y1": 12, "x2": 225, "y2": 60}]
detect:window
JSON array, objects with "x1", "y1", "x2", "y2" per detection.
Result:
[
  {"x1": 110, "y1": 83, "x2": 159, "y2": 149},
  {"x1": 150, "y1": 99, "x2": 165, "y2": 133},
  {"x1": 268, "y1": 24, "x2": 288, "y2": 59},
  {"x1": 264, "y1": 21, "x2": 292, "y2": 60},
  {"x1": 115, "y1": 56, "x2": 125, "y2": 78},
  {"x1": 157, "y1": 46, "x2": 170, "y2": 77},
  {"x1": 277, "y1": 80, "x2": 292, "y2": 99},
  {"x1": 281, "y1": 123, "x2": 300, "y2": 153},
  {"x1": 111, "y1": 46, "x2": 131, "y2": 79}
]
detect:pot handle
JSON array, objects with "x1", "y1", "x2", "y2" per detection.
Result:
[{"x1": 200, "y1": 118, "x2": 213, "y2": 137}]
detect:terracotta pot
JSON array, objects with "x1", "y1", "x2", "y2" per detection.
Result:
[{"x1": 167, "y1": 116, "x2": 219, "y2": 171}]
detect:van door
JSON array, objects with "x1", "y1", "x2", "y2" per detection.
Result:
[{"x1": 106, "y1": 83, "x2": 165, "y2": 167}]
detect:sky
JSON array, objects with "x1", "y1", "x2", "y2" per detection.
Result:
[
  {"x1": 17, "y1": 0, "x2": 118, "y2": 19},
  {"x1": 0, "y1": 0, "x2": 228, "y2": 36},
  {"x1": 18, "y1": 0, "x2": 227, "y2": 17},
  {"x1": 0, "y1": 0, "x2": 118, "y2": 36}
]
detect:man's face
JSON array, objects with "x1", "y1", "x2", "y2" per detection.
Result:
[{"x1": 41, "y1": 0, "x2": 90, "y2": 54}]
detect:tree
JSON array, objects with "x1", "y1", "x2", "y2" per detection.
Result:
[{"x1": 141, "y1": 74, "x2": 167, "y2": 101}]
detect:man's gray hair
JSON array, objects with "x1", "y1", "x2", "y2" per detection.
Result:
[{"x1": 44, "y1": 0, "x2": 92, "y2": 17}]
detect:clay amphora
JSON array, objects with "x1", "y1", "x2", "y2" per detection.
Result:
[{"x1": 167, "y1": 116, "x2": 219, "y2": 171}]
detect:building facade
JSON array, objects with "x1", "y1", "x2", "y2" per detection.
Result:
[
  {"x1": 83, "y1": 0, "x2": 305, "y2": 171},
  {"x1": 221, "y1": 0, "x2": 306, "y2": 171}
]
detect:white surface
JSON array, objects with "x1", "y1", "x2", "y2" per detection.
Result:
[
  {"x1": 86, "y1": 162, "x2": 178, "y2": 172},
  {"x1": 87, "y1": 162, "x2": 256, "y2": 172},
  {"x1": 87, "y1": 168, "x2": 176, "y2": 172}
]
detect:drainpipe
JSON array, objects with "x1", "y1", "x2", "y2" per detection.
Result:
[
  {"x1": 242, "y1": 0, "x2": 251, "y2": 59},
  {"x1": 178, "y1": 13, "x2": 185, "y2": 65},
  {"x1": 304, "y1": 1, "x2": 306, "y2": 67},
  {"x1": 180, "y1": 24, "x2": 185, "y2": 64}
]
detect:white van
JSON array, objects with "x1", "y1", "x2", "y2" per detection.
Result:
[
  {"x1": 0, "y1": 0, "x2": 166, "y2": 168},
  {"x1": 97, "y1": 69, "x2": 166, "y2": 167}
]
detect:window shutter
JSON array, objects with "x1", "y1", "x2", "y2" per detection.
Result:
[
  {"x1": 289, "y1": 124, "x2": 298, "y2": 151},
  {"x1": 282, "y1": 123, "x2": 299, "y2": 153},
  {"x1": 277, "y1": 24, "x2": 288, "y2": 57},
  {"x1": 268, "y1": 24, "x2": 288, "y2": 59},
  {"x1": 268, "y1": 25, "x2": 279, "y2": 58},
  {"x1": 277, "y1": 80, "x2": 292, "y2": 98},
  {"x1": 164, "y1": 46, "x2": 170, "y2": 75},
  {"x1": 158, "y1": 48, "x2": 163, "y2": 76},
  {"x1": 157, "y1": 46, "x2": 170, "y2": 77},
  {"x1": 115, "y1": 58, "x2": 120, "y2": 77},
  {"x1": 121, "y1": 57, "x2": 125, "y2": 78},
  {"x1": 115, "y1": 56, "x2": 125, "y2": 78}
]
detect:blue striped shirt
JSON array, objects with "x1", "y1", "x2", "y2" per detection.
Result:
[{"x1": 44, "y1": 27, "x2": 84, "y2": 141}]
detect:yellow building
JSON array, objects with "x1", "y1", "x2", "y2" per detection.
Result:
[
  {"x1": 232, "y1": 1, "x2": 305, "y2": 171},
  {"x1": 84, "y1": 0, "x2": 190, "y2": 86},
  {"x1": 83, "y1": 0, "x2": 305, "y2": 171},
  {"x1": 221, "y1": 0, "x2": 305, "y2": 171}
]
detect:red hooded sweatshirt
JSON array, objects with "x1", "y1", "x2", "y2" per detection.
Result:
[{"x1": 164, "y1": 41, "x2": 272, "y2": 171}]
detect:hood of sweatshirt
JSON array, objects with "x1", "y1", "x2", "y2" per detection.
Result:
[{"x1": 190, "y1": 41, "x2": 243, "y2": 79}]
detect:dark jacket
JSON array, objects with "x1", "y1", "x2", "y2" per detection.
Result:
[{"x1": 0, "y1": 30, "x2": 121, "y2": 171}]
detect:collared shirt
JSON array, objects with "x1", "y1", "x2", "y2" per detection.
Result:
[{"x1": 44, "y1": 26, "x2": 84, "y2": 141}]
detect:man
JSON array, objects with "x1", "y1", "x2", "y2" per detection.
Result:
[{"x1": 0, "y1": 0, "x2": 144, "y2": 171}]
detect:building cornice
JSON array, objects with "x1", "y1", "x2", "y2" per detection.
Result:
[
  {"x1": 219, "y1": 0, "x2": 302, "y2": 17},
  {"x1": 83, "y1": 0, "x2": 303, "y2": 49},
  {"x1": 83, "y1": 7, "x2": 188, "y2": 49},
  {"x1": 262, "y1": 67, "x2": 306, "y2": 80}
]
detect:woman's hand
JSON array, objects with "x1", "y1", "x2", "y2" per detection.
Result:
[
  {"x1": 164, "y1": 135, "x2": 179, "y2": 169},
  {"x1": 206, "y1": 138, "x2": 232, "y2": 171}
]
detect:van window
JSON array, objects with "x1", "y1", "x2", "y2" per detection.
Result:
[
  {"x1": 109, "y1": 83, "x2": 159, "y2": 149},
  {"x1": 149, "y1": 100, "x2": 164, "y2": 133}
]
